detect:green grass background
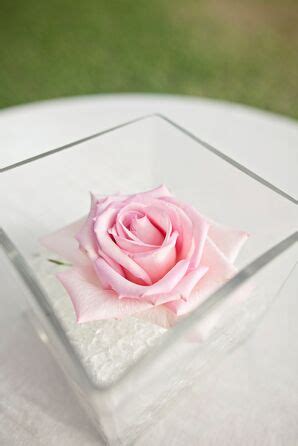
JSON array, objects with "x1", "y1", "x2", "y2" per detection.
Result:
[{"x1": 1, "y1": 0, "x2": 297, "y2": 118}]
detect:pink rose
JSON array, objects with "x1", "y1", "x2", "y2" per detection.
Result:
[{"x1": 42, "y1": 185, "x2": 248, "y2": 328}]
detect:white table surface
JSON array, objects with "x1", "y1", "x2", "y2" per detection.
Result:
[{"x1": 0, "y1": 94, "x2": 297, "y2": 446}]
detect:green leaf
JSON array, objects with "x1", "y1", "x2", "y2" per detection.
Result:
[{"x1": 47, "y1": 258, "x2": 72, "y2": 266}]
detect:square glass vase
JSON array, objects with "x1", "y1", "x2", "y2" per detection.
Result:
[{"x1": 0, "y1": 114, "x2": 297, "y2": 445}]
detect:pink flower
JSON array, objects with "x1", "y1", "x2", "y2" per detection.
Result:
[{"x1": 42, "y1": 185, "x2": 248, "y2": 328}]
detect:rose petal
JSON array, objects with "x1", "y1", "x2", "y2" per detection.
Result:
[
  {"x1": 162, "y1": 202, "x2": 194, "y2": 260},
  {"x1": 172, "y1": 265, "x2": 209, "y2": 299},
  {"x1": 134, "y1": 306, "x2": 177, "y2": 329},
  {"x1": 116, "y1": 211, "x2": 142, "y2": 241},
  {"x1": 115, "y1": 202, "x2": 170, "y2": 243},
  {"x1": 57, "y1": 266, "x2": 153, "y2": 323},
  {"x1": 94, "y1": 257, "x2": 190, "y2": 304},
  {"x1": 130, "y1": 232, "x2": 178, "y2": 282},
  {"x1": 121, "y1": 209, "x2": 144, "y2": 233},
  {"x1": 94, "y1": 206, "x2": 153, "y2": 285},
  {"x1": 75, "y1": 194, "x2": 99, "y2": 260},
  {"x1": 207, "y1": 221, "x2": 249, "y2": 263},
  {"x1": 40, "y1": 219, "x2": 88, "y2": 267},
  {"x1": 111, "y1": 228, "x2": 157, "y2": 253},
  {"x1": 131, "y1": 215, "x2": 164, "y2": 245},
  {"x1": 142, "y1": 205, "x2": 173, "y2": 236},
  {"x1": 112, "y1": 185, "x2": 172, "y2": 239},
  {"x1": 166, "y1": 237, "x2": 236, "y2": 315},
  {"x1": 76, "y1": 193, "x2": 126, "y2": 257},
  {"x1": 97, "y1": 246, "x2": 125, "y2": 277},
  {"x1": 162, "y1": 197, "x2": 209, "y2": 268}
]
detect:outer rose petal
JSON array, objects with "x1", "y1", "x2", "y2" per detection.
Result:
[
  {"x1": 57, "y1": 266, "x2": 153, "y2": 323},
  {"x1": 75, "y1": 194, "x2": 99, "y2": 260},
  {"x1": 134, "y1": 306, "x2": 177, "y2": 329},
  {"x1": 208, "y1": 221, "x2": 249, "y2": 263},
  {"x1": 76, "y1": 194, "x2": 124, "y2": 259},
  {"x1": 41, "y1": 219, "x2": 88, "y2": 267},
  {"x1": 166, "y1": 237, "x2": 236, "y2": 315}
]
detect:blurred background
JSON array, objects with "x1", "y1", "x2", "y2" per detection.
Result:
[{"x1": 0, "y1": 0, "x2": 297, "y2": 119}]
